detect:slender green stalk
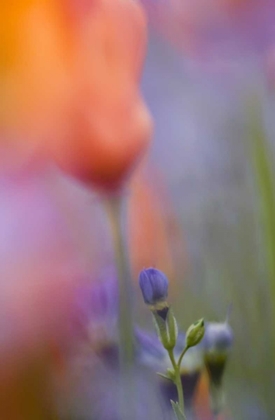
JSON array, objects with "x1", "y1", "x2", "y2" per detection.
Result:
[
  {"x1": 177, "y1": 346, "x2": 188, "y2": 370},
  {"x1": 104, "y1": 194, "x2": 135, "y2": 419},
  {"x1": 250, "y1": 106, "x2": 275, "y2": 319},
  {"x1": 248, "y1": 98, "x2": 275, "y2": 411},
  {"x1": 168, "y1": 349, "x2": 185, "y2": 417}
]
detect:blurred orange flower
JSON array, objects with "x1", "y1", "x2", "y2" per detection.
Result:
[
  {"x1": 0, "y1": 0, "x2": 152, "y2": 190},
  {"x1": 193, "y1": 372, "x2": 213, "y2": 420},
  {"x1": 194, "y1": 371, "x2": 229, "y2": 420},
  {"x1": 129, "y1": 169, "x2": 187, "y2": 285},
  {"x1": 0, "y1": 1, "x2": 72, "y2": 160}
]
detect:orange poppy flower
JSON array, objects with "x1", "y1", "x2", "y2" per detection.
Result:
[{"x1": 0, "y1": 0, "x2": 152, "y2": 190}]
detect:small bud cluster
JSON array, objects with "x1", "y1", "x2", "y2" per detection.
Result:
[
  {"x1": 139, "y1": 268, "x2": 207, "y2": 419},
  {"x1": 138, "y1": 267, "x2": 233, "y2": 419},
  {"x1": 139, "y1": 268, "x2": 178, "y2": 350}
]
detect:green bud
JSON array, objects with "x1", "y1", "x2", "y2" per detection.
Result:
[{"x1": 185, "y1": 318, "x2": 205, "y2": 348}]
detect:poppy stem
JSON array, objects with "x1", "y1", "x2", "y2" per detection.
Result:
[{"x1": 105, "y1": 193, "x2": 135, "y2": 418}]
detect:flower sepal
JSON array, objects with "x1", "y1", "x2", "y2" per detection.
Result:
[{"x1": 152, "y1": 306, "x2": 178, "y2": 351}]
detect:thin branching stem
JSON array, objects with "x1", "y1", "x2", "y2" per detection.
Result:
[{"x1": 168, "y1": 349, "x2": 185, "y2": 417}]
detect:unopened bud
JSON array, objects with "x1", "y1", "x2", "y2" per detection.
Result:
[
  {"x1": 139, "y1": 268, "x2": 168, "y2": 306},
  {"x1": 185, "y1": 319, "x2": 205, "y2": 348}
]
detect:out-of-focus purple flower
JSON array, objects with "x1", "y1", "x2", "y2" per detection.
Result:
[
  {"x1": 87, "y1": 271, "x2": 118, "y2": 322},
  {"x1": 203, "y1": 322, "x2": 233, "y2": 354},
  {"x1": 202, "y1": 321, "x2": 233, "y2": 387},
  {"x1": 73, "y1": 270, "x2": 119, "y2": 345},
  {"x1": 139, "y1": 268, "x2": 169, "y2": 305},
  {"x1": 56, "y1": 353, "x2": 168, "y2": 420},
  {"x1": 202, "y1": 322, "x2": 233, "y2": 414},
  {"x1": 135, "y1": 327, "x2": 167, "y2": 371},
  {"x1": 56, "y1": 328, "x2": 169, "y2": 419}
]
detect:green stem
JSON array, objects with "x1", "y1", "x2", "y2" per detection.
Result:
[
  {"x1": 105, "y1": 194, "x2": 135, "y2": 419},
  {"x1": 168, "y1": 349, "x2": 185, "y2": 417},
  {"x1": 177, "y1": 346, "x2": 188, "y2": 370}
]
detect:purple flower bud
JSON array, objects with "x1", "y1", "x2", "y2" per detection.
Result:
[
  {"x1": 203, "y1": 322, "x2": 233, "y2": 354},
  {"x1": 139, "y1": 268, "x2": 169, "y2": 305}
]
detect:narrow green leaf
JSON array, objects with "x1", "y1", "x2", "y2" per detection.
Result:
[
  {"x1": 157, "y1": 368, "x2": 176, "y2": 382},
  {"x1": 156, "y1": 372, "x2": 173, "y2": 382},
  {"x1": 170, "y1": 400, "x2": 186, "y2": 420}
]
